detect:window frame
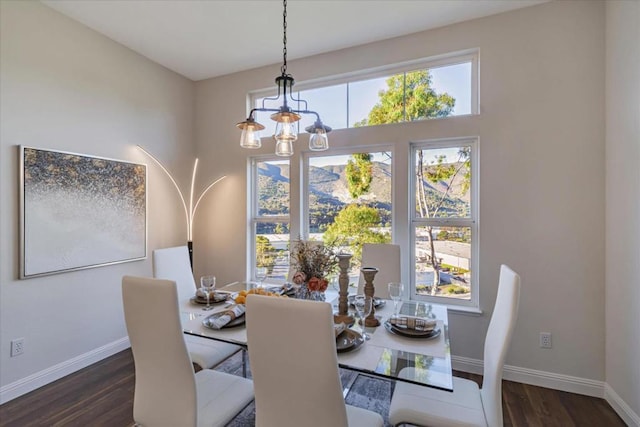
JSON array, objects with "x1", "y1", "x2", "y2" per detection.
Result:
[
  {"x1": 248, "y1": 155, "x2": 291, "y2": 282},
  {"x1": 409, "y1": 137, "x2": 479, "y2": 308},
  {"x1": 248, "y1": 48, "x2": 479, "y2": 132}
]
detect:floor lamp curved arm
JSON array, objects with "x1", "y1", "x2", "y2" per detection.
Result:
[{"x1": 137, "y1": 145, "x2": 227, "y2": 269}]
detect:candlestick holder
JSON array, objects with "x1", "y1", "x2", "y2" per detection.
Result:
[
  {"x1": 361, "y1": 267, "x2": 380, "y2": 327},
  {"x1": 334, "y1": 253, "x2": 354, "y2": 325}
]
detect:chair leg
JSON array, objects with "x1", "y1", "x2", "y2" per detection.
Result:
[{"x1": 242, "y1": 349, "x2": 247, "y2": 378}]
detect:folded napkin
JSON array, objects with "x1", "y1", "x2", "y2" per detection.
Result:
[
  {"x1": 334, "y1": 322, "x2": 347, "y2": 337},
  {"x1": 389, "y1": 316, "x2": 436, "y2": 331},
  {"x1": 208, "y1": 304, "x2": 246, "y2": 329}
]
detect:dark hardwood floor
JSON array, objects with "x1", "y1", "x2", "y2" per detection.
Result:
[{"x1": 0, "y1": 349, "x2": 625, "y2": 426}]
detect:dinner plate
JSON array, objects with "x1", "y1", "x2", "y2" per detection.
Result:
[
  {"x1": 383, "y1": 320, "x2": 441, "y2": 339},
  {"x1": 202, "y1": 312, "x2": 245, "y2": 329},
  {"x1": 190, "y1": 293, "x2": 228, "y2": 305},
  {"x1": 333, "y1": 314, "x2": 355, "y2": 328},
  {"x1": 336, "y1": 329, "x2": 365, "y2": 353},
  {"x1": 348, "y1": 295, "x2": 386, "y2": 308}
]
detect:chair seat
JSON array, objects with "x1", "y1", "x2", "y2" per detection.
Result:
[
  {"x1": 389, "y1": 375, "x2": 487, "y2": 427},
  {"x1": 195, "y1": 369, "x2": 254, "y2": 427},
  {"x1": 184, "y1": 334, "x2": 241, "y2": 369},
  {"x1": 346, "y1": 404, "x2": 385, "y2": 427}
]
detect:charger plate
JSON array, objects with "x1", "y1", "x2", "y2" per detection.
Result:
[
  {"x1": 383, "y1": 320, "x2": 441, "y2": 339},
  {"x1": 190, "y1": 293, "x2": 228, "y2": 305},
  {"x1": 336, "y1": 329, "x2": 365, "y2": 353},
  {"x1": 348, "y1": 295, "x2": 385, "y2": 308}
]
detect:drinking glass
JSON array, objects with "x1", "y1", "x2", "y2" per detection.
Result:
[
  {"x1": 255, "y1": 267, "x2": 267, "y2": 288},
  {"x1": 388, "y1": 282, "x2": 404, "y2": 317},
  {"x1": 354, "y1": 295, "x2": 373, "y2": 340},
  {"x1": 200, "y1": 275, "x2": 216, "y2": 311}
]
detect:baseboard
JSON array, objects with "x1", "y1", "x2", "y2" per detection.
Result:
[
  {"x1": 604, "y1": 383, "x2": 640, "y2": 427},
  {"x1": 452, "y1": 355, "x2": 604, "y2": 397},
  {"x1": 0, "y1": 337, "x2": 130, "y2": 405},
  {"x1": 452, "y1": 355, "x2": 640, "y2": 425}
]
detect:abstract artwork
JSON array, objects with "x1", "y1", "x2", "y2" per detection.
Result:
[{"x1": 20, "y1": 147, "x2": 146, "y2": 278}]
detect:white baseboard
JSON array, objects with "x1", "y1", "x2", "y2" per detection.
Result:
[
  {"x1": 0, "y1": 337, "x2": 130, "y2": 405},
  {"x1": 452, "y1": 355, "x2": 639, "y2": 425},
  {"x1": 604, "y1": 383, "x2": 640, "y2": 427},
  {"x1": 452, "y1": 355, "x2": 604, "y2": 397}
]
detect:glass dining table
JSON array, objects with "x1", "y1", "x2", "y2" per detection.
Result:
[{"x1": 181, "y1": 281, "x2": 453, "y2": 392}]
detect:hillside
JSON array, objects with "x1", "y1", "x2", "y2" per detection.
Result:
[{"x1": 257, "y1": 158, "x2": 468, "y2": 230}]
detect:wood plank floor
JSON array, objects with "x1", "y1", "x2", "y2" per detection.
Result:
[{"x1": 0, "y1": 349, "x2": 625, "y2": 426}]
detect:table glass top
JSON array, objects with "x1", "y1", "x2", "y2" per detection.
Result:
[{"x1": 182, "y1": 285, "x2": 453, "y2": 391}]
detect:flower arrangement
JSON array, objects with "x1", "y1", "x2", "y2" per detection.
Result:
[{"x1": 290, "y1": 240, "x2": 338, "y2": 296}]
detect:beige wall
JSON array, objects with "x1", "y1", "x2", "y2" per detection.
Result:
[
  {"x1": 0, "y1": 1, "x2": 194, "y2": 398},
  {"x1": 605, "y1": 0, "x2": 640, "y2": 421},
  {"x1": 195, "y1": 0, "x2": 607, "y2": 381},
  {"x1": 4, "y1": 0, "x2": 637, "y2": 416}
]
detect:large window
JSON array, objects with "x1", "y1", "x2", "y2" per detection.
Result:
[
  {"x1": 247, "y1": 50, "x2": 480, "y2": 308},
  {"x1": 305, "y1": 150, "x2": 393, "y2": 281},
  {"x1": 410, "y1": 139, "x2": 478, "y2": 306},
  {"x1": 249, "y1": 158, "x2": 290, "y2": 282}
]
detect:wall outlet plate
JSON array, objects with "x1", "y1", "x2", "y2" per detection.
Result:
[
  {"x1": 10, "y1": 338, "x2": 25, "y2": 357},
  {"x1": 540, "y1": 332, "x2": 552, "y2": 349}
]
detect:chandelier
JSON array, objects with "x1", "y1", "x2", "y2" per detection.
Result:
[{"x1": 236, "y1": 0, "x2": 331, "y2": 157}]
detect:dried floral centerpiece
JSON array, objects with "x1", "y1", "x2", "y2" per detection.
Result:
[{"x1": 290, "y1": 240, "x2": 339, "y2": 301}]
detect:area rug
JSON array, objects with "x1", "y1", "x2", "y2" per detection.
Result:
[{"x1": 215, "y1": 351, "x2": 393, "y2": 426}]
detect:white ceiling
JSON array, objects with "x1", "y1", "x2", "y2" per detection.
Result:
[{"x1": 42, "y1": 0, "x2": 547, "y2": 82}]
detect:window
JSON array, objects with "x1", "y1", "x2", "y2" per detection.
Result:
[
  {"x1": 249, "y1": 158, "x2": 290, "y2": 282},
  {"x1": 247, "y1": 50, "x2": 481, "y2": 308},
  {"x1": 410, "y1": 139, "x2": 478, "y2": 306},
  {"x1": 304, "y1": 150, "x2": 393, "y2": 281},
  {"x1": 252, "y1": 50, "x2": 478, "y2": 134}
]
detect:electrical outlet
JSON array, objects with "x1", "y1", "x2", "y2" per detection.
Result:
[
  {"x1": 11, "y1": 338, "x2": 25, "y2": 357},
  {"x1": 540, "y1": 332, "x2": 552, "y2": 349}
]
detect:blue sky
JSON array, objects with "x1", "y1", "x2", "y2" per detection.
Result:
[{"x1": 254, "y1": 61, "x2": 471, "y2": 161}]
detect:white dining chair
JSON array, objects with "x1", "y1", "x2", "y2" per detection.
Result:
[
  {"x1": 388, "y1": 264, "x2": 521, "y2": 427},
  {"x1": 153, "y1": 246, "x2": 242, "y2": 370},
  {"x1": 122, "y1": 276, "x2": 254, "y2": 427},
  {"x1": 245, "y1": 294, "x2": 384, "y2": 427},
  {"x1": 357, "y1": 243, "x2": 401, "y2": 299}
]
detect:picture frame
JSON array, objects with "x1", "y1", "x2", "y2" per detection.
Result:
[{"x1": 19, "y1": 146, "x2": 147, "y2": 278}]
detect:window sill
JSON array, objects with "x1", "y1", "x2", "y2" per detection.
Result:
[{"x1": 446, "y1": 305, "x2": 483, "y2": 316}]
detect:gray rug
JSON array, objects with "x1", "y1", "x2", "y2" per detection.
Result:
[{"x1": 215, "y1": 351, "x2": 393, "y2": 426}]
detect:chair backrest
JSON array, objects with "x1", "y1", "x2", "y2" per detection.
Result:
[
  {"x1": 480, "y1": 265, "x2": 521, "y2": 427},
  {"x1": 122, "y1": 275, "x2": 198, "y2": 427},
  {"x1": 357, "y1": 243, "x2": 401, "y2": 299},
  {"x1": 246, "y1": 295, "x2": 348, "y2": 427},
  {"x1": 153, "y1": 246, "x2": 197, "y2": 301}
]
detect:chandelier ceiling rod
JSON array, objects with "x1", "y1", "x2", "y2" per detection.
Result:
[{"x1": 236, "y1": 0, "x2": 331, "y2": 157}]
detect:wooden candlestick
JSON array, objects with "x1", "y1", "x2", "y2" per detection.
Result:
[
  {"x1": 361, "y1": 267, "x2": 380, "y2": 327},
  {"x1": 334, "y1": 253, "x2": 354, "y2": 325}
]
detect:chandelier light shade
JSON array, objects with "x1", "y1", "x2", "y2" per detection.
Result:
[
  {"x1": 236, "y1": 0, "x2": 331, "y2": 157},
  {"x1": 239, "y1": 117, "x2": 265, "y2": 149}
]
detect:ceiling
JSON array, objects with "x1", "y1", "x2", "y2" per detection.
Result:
[{"x1": 42, "y1": 0, "x2": 547, "y2": 82}]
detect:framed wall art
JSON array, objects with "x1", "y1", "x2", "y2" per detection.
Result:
[{"x1": 19, "y1": 146, "x2": 147, "y2": 278}]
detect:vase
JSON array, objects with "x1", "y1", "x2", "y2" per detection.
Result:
[{"x1": 294, "y1": 284, "x2": 326, "y2": 301}]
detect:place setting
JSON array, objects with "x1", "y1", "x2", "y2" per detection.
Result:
[
  {"x1": 383, "y1": 282, "x2": 441, "y2": 340},
  {"x1": 334, "y1": 293, "x2": 376, "y2": 353},
  {"x1": 334, "y1": 321, "x2": 365, "y2": 353},
  {"x1": 190, "y1": 275, "x2": 230, "y2": 310},
  {"x1": 202, "y1": 304, "x2": 246, "y2": 329}
]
